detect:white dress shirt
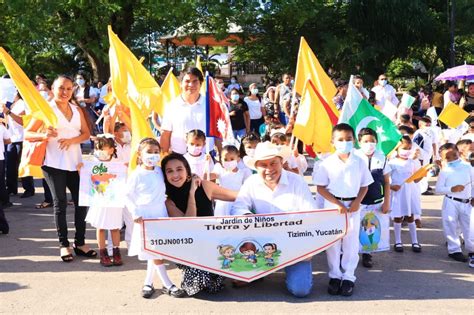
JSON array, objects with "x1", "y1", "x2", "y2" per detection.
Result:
[
  {"x1": 231, "y1": 170, "x2": 316, "y2": 215},
  {"x1": 161, "y1": 95, "x2": 210, "y2": 154},
  {"x1": 371, "y1": 84, "x2": 399, "y2": 108},
  {"x1": 435, "y1": 162, "x2": 473, "y2": 199},
  {"x1": 313, "y1": 151, "x2": 374, "y2": 198}
]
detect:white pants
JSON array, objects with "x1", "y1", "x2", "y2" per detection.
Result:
[
  {"x1": 442, "y1": 197, "x2": 474, "y2": 254},
  {"x1": 325, "y1": 200, "x2": 360, "y2": 282}
]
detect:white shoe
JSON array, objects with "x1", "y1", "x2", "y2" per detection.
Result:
[{"x1": 469, "y1": 254, "x2": 474, "y2": 268}]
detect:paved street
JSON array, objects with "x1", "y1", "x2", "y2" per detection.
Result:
[{"x1": 1, "y1": 178, "x2": 473, "y2": 314}]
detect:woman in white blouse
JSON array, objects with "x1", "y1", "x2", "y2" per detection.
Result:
[
  {"x1": 244, "y1": 83, "x2": 266, "y2": 133},
  {"x1": 25, "y1": 75, "x2": 93, "y2": 262}
]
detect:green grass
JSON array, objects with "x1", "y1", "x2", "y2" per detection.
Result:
[{"x1": 218, "y1": 251, "x2": 281, "y2": 272}]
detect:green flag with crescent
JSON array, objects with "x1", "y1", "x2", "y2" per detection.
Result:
[{"x1": 339, "y1": 76, "x2": 401, "y2": 155}]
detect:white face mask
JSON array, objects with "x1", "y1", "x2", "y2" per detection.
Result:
[
  {"x1": 398, "y1": 149, "x2": 412, "y2": 159},
  {"x1": 360, "y1": 142, "x2": 376, "y2": 155},
  {"x1": 217, "y1": 83, "x2": 225, "y2": 89},
  {"x1": 39, "y1": 91, "x2": 49, "y2": 100},
  {"x1": 76, "y1": 79, "x2": 85, "y2": 86},
  {"x1": 94, "y1": 150, "x2": 111, "y2": 161},
  {"x1": 231, "y1": 78, "x2": 236, "y2": 84},
  {"x1": 222, "y1": 160, "x2": 238, "y2": 171},
  {"x1": 142, "y1": 153, "x2": 160, "y2": 167},
  {"x1": 379, "y1": 79, "x2": 387, "y2": 87},
  {"x1": 188, "y1": 145, "x2": 203, "y2": 156},
  {"x1": 245, "y1": 148, "x2": 256, "y2": 158},
  {"x1": 251, "y1": 88, "x2": 259, "y2": 95},
  {"x1": 120, "y1": 131, "x2": 131, "y2": 144}
]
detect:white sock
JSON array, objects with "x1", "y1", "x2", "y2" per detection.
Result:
[
  {"x1": 394, "y1": 222, "x2": 402, "y2": 244},
  {"x1": 143, "y1": 260, "x2": 154, "y2": 287},
  {"x1": 408, "y1": 222, "x2": 418, "y2": 244},
  {"x1": 414, "y1": 214, "x2": 421, "y2": 220},
  {"x1": 154, "y1": 264, "x2": 173, "y2": 289}
]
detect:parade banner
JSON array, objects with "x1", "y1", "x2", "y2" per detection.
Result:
[
  {"x1": 142, "y1": 209, "x2": 347, "y2": 282},
  {"x1": 79, "y1": 161, "x2": 127, "y2": 207},
  {"x1": 359, "y1": 208, "x2": 390, "y2": 253}
]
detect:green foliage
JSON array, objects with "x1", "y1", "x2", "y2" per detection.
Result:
[{"x1": 0, "y1": 0, "x2": 473, "y2": 86}]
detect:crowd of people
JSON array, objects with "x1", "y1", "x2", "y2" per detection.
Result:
[{"x1": 0, "y1": 67, "x2": 472, "y2": 300}]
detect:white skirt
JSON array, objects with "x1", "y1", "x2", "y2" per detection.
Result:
[
  {"x1": 85, "y1": 206, "x2": 123, "y2": 229},
  {"x1": 128, "y1": 222, "x2": 163, "y2": 261}
]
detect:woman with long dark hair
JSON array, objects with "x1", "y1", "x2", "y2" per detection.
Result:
[{"x1": 162, "y1": 153, "x2": 237, "y2": 296}]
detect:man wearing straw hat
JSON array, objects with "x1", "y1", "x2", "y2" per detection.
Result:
[{"x1": 231, "y1": 141, "x2": 316, "y2": 297}]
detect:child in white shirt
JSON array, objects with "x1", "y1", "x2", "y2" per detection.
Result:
[
  {"x1": 314, "y1": 123, "x2": 373, "y2": 297},
  {"x1": 435, "y1": 143, "x2": 474, "y2": 267}
]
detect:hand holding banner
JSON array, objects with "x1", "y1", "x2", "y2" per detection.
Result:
[{"x1": 142, "y1": 209, "x2": 347, "y2": 282}]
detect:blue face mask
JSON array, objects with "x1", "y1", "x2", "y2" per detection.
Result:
[
  {"x1": 447, "y1": 159, "x2": 461, "y2": 168},
  {"x1": 334, "y1": 141, "x2": 353, "y2": 154},
  {"x1": 231, "y1": 94, "x2": 240, "y2": 102},
  {"x1": 76, "y1": 79, "x2": 85, "y2": 86}
]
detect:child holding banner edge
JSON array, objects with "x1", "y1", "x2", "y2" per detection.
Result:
[
  {"x1": 314, "y1": 123, "x2": 373, "y2": 297},
  {"x1": 126, "y1": 138, "x2": 185, "y2": 299},
  {"x1": 355, "y1": 128, "x2": 391, "y2": 268}
]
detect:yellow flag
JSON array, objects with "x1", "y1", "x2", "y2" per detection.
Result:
[
  {"x1": 158, "y1": 68, "x2": 181, "y2": 117},
  {"x1": 438, "y1": 102, "x2": 469, "y2": 128},
  {"x1": 0, "y1": 47, "x2": 57, "y2": 128},
  {"x1": 128, "y1": 98, "x2": 155, "y2": 172},
  {"x1": 108, "y1": 26, "x2": 161, "y2": 117},
  {"x1": 294, "y1": 37, "x2": 338, "y2": 114},
  {"x1": 196, "y1": 55, "x2": 203, "y2": 73},
  {"x1": 293, "y1": 79, "x2": 339, "y2": 153},
  {"x1": 405, "y1": 164, "x2": 434, "y2": 183},
  {"x1": 196, "y1": 55, "x2": 206, "y2": 94}
]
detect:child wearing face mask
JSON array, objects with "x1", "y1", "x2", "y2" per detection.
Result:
[
  {"x1": 388, "y1": 136, "x2": 423, "y2": 254},
  {"x1": 239, "y1": 133, "x2": 260, "y2": 173},
  {"x1": 355, "y1": 128, "x2": 391, "y2": 269},
  {"x1": 270, "y1": 132, "x2": 299, "y2": 174},
  {"x1": 435, "y1": 143, "x2": 474, "y2": 267},
  {"x1": 126, "y1": 137, "x2": 186, "y2": 298},
  {"x1": 456, "y1": 139, "x2": 474, "y2": 166},
  {"x1": 85, "y1": 135, "x2": 124, "y2": 267},
  {"x1": 103, "y1": 122, "x2": 133, "y2": 255},
  {"x1": 184, "y1": 129, "x2": 214, "y2": 179},
  {"x1": 212, "y1": 145, "x2": 251, "y2": 216},
  {"x1": 113, "y1": 122, "x2": 132, "y2": 164},
  {"x1": 314, "y1": 123, "x2": 374, "y2": 297}
]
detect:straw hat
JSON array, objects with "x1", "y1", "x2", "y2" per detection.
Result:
[{"x1": 243, "y1": 141, "x2": 291, "y2": 170}]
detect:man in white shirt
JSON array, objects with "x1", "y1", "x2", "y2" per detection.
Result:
[
  {"x1": 3, "y1": 95, "x2": 35, "y2": 198},
  {"x1": 231, "y1": 141, "x2": 316, "y2": 297},
  {"x1": 161, "y1": 67, "x2": 213, "y2": 155},
  {"x1": 371, "y1": 74, "x2": 399, "y2": 109}
]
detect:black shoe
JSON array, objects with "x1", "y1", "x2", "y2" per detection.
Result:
[
  {"x1": 362, "y1": 253, "x2": 373, "y2": 268},
  {"x1": 427, "y1": 186, "x2": 433, "y2": 191},
  {"x1": 412, "y1": 243, "x2": 422, "y2": 253},
  {"x1": 340, "y1": 280, "x2": 355, "y2": 296},
  {"x1": 421, "y1": 191, "x2": 434, "y2": 196},
  {"x1": 8, "y1": 192, "x2": 17, "y2": 196},
  {"x1": 142, "y1": 285, "x2": 155, "y2": 299},
  {"x1": 162, "y1": 285, "x2": 186, "y2": 298},
  {"x1": 20, "y1": 191, "x2": 35, "y2": 198},
  {"x1": 448, "y1": 252, "x2": 468, "y2": 262},
  {"x1": 327, "y1": 278, "x2": 341, "y2": 295},
  {"x1": 394, "y1": 243, "x2": 404, "y2": 252}
]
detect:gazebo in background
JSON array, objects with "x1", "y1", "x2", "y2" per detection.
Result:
[{"x1": 159, "y1": 23, "x2": 259, "y2": 79}]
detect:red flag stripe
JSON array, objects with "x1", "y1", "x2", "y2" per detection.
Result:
[{"x1": 307, "y1": 79, "x2": 339, "y2": 125}]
